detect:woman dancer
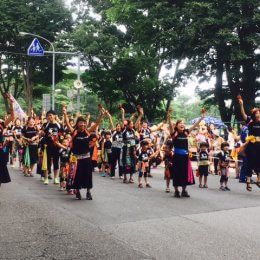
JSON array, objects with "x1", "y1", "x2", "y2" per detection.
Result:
[
  {"x1": 63, "y1": 104, "x2": 105, "y2": 200},
  {"x1": 167, "y1": 107, "x2": 206, "y2": 198},
  {"x1": 106, "y1": 110, "x2": 124, "y2": 179},
  {"x1": 121, "y1": 106, "x2": 143, "y2": 183},
  {"x1": 0, "y1": 94, "x2": 14, "y2": 187},
  {"x1": 12, "y1": 118, "x2": 23, "y2": 170},
  {"x1": 238, "y1": 97, "x2": 260, "y2": 191},
  {"x1": 22, "y1": 117, "x2": 39, "y2": 177}
]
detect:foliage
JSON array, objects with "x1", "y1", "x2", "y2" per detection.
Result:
[
  {"x1": 0, "y1": 0, "x2": 259, "y2": 122},
  {"x1": 0, "y1": 0, "x2": 72, "y2": 112},
  {"x1": 170, "y1": 94, "x2": 220, "y2": 124}
]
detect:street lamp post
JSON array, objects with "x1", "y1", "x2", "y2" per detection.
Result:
[{"x1": 19, "y1": 32, "x2": 56, "y2": 110}]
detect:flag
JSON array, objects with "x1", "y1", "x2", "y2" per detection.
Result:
[{"x1": 9, "y1": 94, "x2": 26, "y2": 119}]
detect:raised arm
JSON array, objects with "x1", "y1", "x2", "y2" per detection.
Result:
[
  {"x1": 74, "y1": 111, "x2": 81, "y2": 125},
  {"x1": 151, "y1": 121, "x2": 165, "y2": 133},
  {"x1": 189, "y1": 108, "x2": 206, "y2": 132},
  {"x1": 41, "y1": 110, "x2": 46, "y2": 121},
  {"x1": 62, "y1": 106, "x2": 74, "y2": 134},
  {"x1": 4, "y1": 94, "x2": 15, "y2": 126},
  {"x1": 86, "y1": 112, "x2": 91, "y2": 128},
  {"x1": 135, "y1": 106, "x2": 143, "y2": 130},
  {"x1": 129, "y1": 112, "x2": 137, "y2": 122},
  {"x1": 119, "y1": 105, "x2": 125, "y2": 128},
  {"x1": 238, "y1": 97, "x2": 247, "y2": 121},
  {"x1": 106, "y1": 111, "x2": 114, "y2": 130},
  {"x1": 167, "y1": 108, "x2": 174, "y2": 135},
  {"x1": 87, "y1": 106, "x2": 105, "y2": 133}
]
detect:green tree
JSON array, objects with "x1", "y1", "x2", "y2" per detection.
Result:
[
  {"x1": 69, "y1": 0, "x2": 182, "y2": 121},
  {"x1": 177, "y1": 0, "x2": 260, "y2": 122},
  {"x1": 0, "y1": 0, "x2": 72, "y2": 113}
]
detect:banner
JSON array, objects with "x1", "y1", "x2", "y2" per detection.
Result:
[{"x1": 9, "y1": 94, "x2": 26, "y2": 119}]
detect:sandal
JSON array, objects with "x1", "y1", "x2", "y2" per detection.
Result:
[
  {"x1": 75, "y1": 190, "x2": 82, "y2": 200},
  {"x1": 129, "y1": 179, "x2": 134, "y2": 184},
  {"x1": 246, "y1": 182, "x2": 252, "y2": 192},
  {"x1": 123, "y1": 178, "x2": 128, "y2": 183},
  {"x1": 146, "y1": 183, "x2": 152, "y2": 188},
  {"x1": 199, "y1": 184, "x2": 203, "y2": 188},
  {"x1": 165, "y1": 188, "x2": 170, "y2": 193},
  {"x1": 181, "y1": 190, "x2": 190, "y2": 198},
  {"x1": 174, "y1": 191, "x2": 181, "y2": 198},
  {"x1": 138, "y1": 183, "x2": 143, "y2": 188},
  {"x1": 203, "y1": 184, "x2": 208, "y2": 188}
]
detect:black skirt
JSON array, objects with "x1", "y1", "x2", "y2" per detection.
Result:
[
  {"x1": 29, "y1": 145, "x2": 38, "y2": 165},
  {"x1": 72, "y1": 157, "x2": 93, "y2": 189},
  {"x1": 171, "y1": 154, "x2": 195, "y2": 187},
  {"x1": 0, "y1": 149, "x2": 11, "y2": 184},
  {"x1": 23, "y1": 145, "x2": 38, "y2": 165},
  {"x1": 246, "y1": 142, "x2": 260, "y2": 175}
]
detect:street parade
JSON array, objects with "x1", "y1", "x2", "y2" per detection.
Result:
[
  {"x1": 0, "y1": 96, "x2": 259, "y2": 200},
  {"x1": 0, "y1": 0, "x2": 259, "y2": 259}
]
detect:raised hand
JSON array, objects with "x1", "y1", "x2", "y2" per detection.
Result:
[
  {"x1": 98, "y1": 104, "x2": 105, "y2": 115},
  {"x1": 237, "y1": 95, "x2": 243, "y2": 106},
  {"x1": 167, "y1": 107, "x2": 173, "y2": 118},
  {"x1": 62, "y1": 105, "x2": 67, "y2": 115},
  {"x1": 137, "y1": 105, "x2": 144, "y2": 115},
  {"x1": 76, "y1": 111, "x2": 81, "y2": 118},
  {"x1": 5, "y1": 93, "x2": 14, "y2": 104},
  {"x1": 132, "y1": 112, "x2": 137, "y2": 118},
  {"x1": 201, "y1": 107, "x2": 206, "y2": 118},
  {"x1": 86, "y1": 112, "x2": 91, "y2": 120},
  {"x1": 105, "y1": 110, "x2": 112, "y2": 118}
]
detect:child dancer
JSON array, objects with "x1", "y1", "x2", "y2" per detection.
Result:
[
  {"x1": 161, "y1": 141, "x2": 174, "y2": 193},
  {"x1": 197, "y1": 142, "x2": 209, "y2": 188},
  {"x1": 55, "y1": 138, "x2": 71, "y2": 191},
  {"x1": 101, "y1": 131, "x2": 112, "y2": 178},
  {"x1": 218, "y1": 142, "x2": 231, "y2": 191},
  {"x1": 137, "y1": 140, "x2": 154, "y2": 188}
]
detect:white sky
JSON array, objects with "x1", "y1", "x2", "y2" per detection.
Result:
[{"x1": 64, "y1": 0, "x2": 72, "y2": 6}]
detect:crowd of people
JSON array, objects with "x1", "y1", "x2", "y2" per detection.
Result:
[{"x1": 0, "y1": 95, "x2": 259, "y2": 200}]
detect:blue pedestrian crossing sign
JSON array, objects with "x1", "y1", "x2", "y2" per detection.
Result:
[{"x1": 27, "y1": 38, "x2": 44, "y2": 56}]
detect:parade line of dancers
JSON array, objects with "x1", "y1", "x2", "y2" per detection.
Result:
[{"x1": 0, "y1": 95, "x2": 259, "y2": 200}]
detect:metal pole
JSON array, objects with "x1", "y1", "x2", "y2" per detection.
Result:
[
  {"x1": 52, "y1": 51, "x2": 55, "y2": 111},
  {"x1": 76, "y1": 54, "x2": 80, "y2": 112}
]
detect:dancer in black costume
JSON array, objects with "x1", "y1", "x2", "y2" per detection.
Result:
[{"x1": 0, "y1": 94, "x2": 15, "y2": 187}]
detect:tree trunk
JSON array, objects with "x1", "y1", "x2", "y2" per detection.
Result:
[
  {"x1": 239, "y1": 3, "x2": 257, "y2": 112},
  {"x1": 22, "y1": 58, "x2": 33, "y2": 114},
  {"x1": 215, "y1": 55, "x2": 230, "y2": 123}
]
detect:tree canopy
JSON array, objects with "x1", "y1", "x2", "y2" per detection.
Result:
[{"x1": 0, "y1": 0, "x2": 259, "y2": 122}]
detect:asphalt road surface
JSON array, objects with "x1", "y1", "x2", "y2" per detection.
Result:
[{"x1": 0, "y1": 166, "x2": 259, "y2": 260}]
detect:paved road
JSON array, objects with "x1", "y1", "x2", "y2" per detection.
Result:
[{"x1": 0, "y1": 166, "x2": 259, "y2": 260}]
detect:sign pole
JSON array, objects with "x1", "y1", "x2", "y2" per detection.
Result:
[
  {"x1": 76, "y1": 54, "x2": 81, "y2": 112},
  {"x1": 52, "y1": 52, "x2": 55, "y2": 111}
]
